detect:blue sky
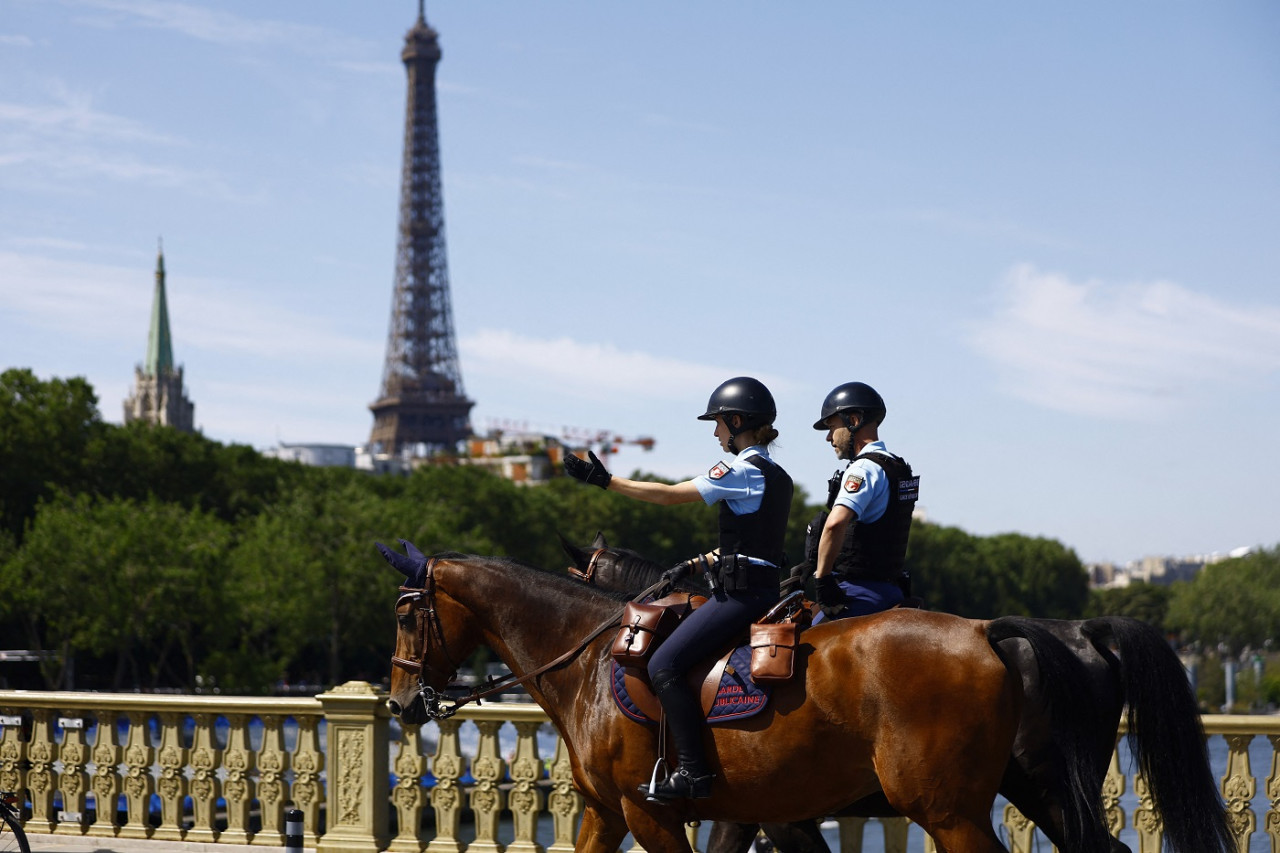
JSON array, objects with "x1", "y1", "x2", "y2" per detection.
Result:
[{"x1": 2, "y1": 1, "x2": 1277, "y2": 566}]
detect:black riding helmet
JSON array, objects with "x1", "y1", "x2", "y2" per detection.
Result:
[
  {"x1": 813, "y1": 382, "x2": 886, "y2": 431},
  {"x1": 697, "y1": 376, "x2": 777, "y2": 430}
]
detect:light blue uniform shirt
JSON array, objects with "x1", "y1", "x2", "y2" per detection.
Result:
[
  {"x1": 831, "y1": 440, "x2": 902, "y2": 523},
  {"x1": 691, "y1": 445, "x2": 771, "y2": 516}
]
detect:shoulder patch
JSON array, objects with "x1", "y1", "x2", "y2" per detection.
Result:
[
  {"x1": 898, "y1": 476, "x2": 921, "y2": 501},
  {"x1": 708, "y1": 462, "x2": 731, "y2": 480},
  {"x1": 844, "y1": 472, "x2": 865, "y2": 493}
]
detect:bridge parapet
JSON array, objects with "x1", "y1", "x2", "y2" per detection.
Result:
[{"x1": 1, "y1": 687, "x2": 1276, "y2": 852}]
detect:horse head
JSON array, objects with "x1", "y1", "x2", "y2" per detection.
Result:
[
  {"x1": 377, "y1": 541, "x2": 482, "y2": 724},
  {"x1": 560, "y1": 533, "x2": 712, "y2": 596}
]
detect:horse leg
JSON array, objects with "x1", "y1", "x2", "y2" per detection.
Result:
[
  {"x1": 920, "y1": 819, "x2": 1008, "y2": 853},
  {"x1": 760, "y1": 820, "x2": 829, "y2": 853},
  {"x1": 880, "y1": 763, "x2": 1008, "y2": 852},
  {"x1": 707, "y1": 822, "x2": 759, "y2": 853},
  {"x1": 706, "y1": 821, "x2": 827, "y2": 853},
  {"x1": 621, "y1": 797, "x2": 695, "y2": 853},
  {"x1": 999, "y1": 763, "x2": 1131, "y2": 853},
  {"x1": 575, "y1": 803, "x2": 628, "y2": 853}
]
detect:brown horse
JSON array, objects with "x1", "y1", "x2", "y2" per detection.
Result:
[
  {"x1": 385, "y1": 544, "x2": 1055, "y2": 853},
  {"x1": 560, "y1": 533, "x2": 1234, "y2": 853}
]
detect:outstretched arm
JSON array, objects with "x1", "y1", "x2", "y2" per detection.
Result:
[
  {"x1": 607, "y1": 476, "x2": 702, "y2": 506},
  {"x1": 565, "y1": 450, "x2": 702, "y2": 505}
]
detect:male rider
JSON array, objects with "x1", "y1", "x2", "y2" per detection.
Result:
[{"x1": 809, "y1": 382, "x2": 920, "y2": 622}]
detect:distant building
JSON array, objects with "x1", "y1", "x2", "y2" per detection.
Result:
[
  {"x1": 1087, "y1": 545, "x2": 1258, "y2": 589},
  {"x1": 123, "y1": 245, "x2": 195, "y2": 432},
  {"x1": 270, "y1": 430, "x2": 602, "y2": 487},
  {"x1": 1087, "y1": 561, "x2": 1121, "y2": 588},
  {"x1": 351, "y1": 430, "x2": 575, "y2": 483},
  {"x1": 1130, "y1": 555, "x2": 1202, "y2": 585},
  {"x1": 457, "y1": 431, "x2": 570, "y2": 485},
  {"x1": 263, "y1": 443, "x2": 356, "y2": 468}
]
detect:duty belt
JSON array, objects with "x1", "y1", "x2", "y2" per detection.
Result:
[{"x1": 714, "y1": 554, "x2": 779, "y2": 592}]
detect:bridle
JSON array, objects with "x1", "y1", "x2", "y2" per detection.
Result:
[
  {"x1": 566, "y1": 548, "x2": 606, "y2": 584},
  {"x1": 392, "y1": 557, "x2": 467, "y2": 720},
  {"x1": 392, "y1": 556, "x2": 668, "y2": 721}
]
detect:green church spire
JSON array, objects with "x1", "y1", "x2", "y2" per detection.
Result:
[{"x1": 145, "y1": 240, "x2": 174, "y2": 376}]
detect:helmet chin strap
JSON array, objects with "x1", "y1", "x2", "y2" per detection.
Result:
[
  {"x1": 836, "y1": 412, "x2": 863, "y2": 460},
  {"x1": 726, "y1": 414, "x2": 748, "y2": 455}
]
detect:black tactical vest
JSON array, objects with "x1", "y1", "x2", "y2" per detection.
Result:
[
  {"x1": 825, "y1": 451, "x2": 919, "y2": 583},
  {"x1": 717, "y1": 454, "x2": 793, "y2": 590}
]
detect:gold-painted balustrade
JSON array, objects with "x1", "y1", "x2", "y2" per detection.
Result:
[{"x1": 1, "y1": 685, "x2": 1277, "y2": 853}]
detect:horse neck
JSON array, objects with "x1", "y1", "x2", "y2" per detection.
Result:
[
  {"x1": 598, "y1": 550, "x2": 708, "y2": 596},
  {"x1": 438, "y1": 557, "x2": 619, "y2": 688}
]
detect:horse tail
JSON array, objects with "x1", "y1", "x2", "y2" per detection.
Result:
[
  {"x1": 1082, "y1": 616, "x2": 1234, "y2": 853},
  {"x1": 987, "y1": 616, "x2": 1112, "y2": 853}
]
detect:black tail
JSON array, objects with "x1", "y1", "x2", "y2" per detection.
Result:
[
  {"x1": 1083, "y1": 616, "x2": 1234, "y2": 853},
  {"x1": 988, "y1": 616, "x2": 1112, "y2": 853}
]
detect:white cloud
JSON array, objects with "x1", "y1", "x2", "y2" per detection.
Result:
[
  {"x1": 0, "y1": 34, "x2": 35, "y2": 47},
  {"x1": 69, "y1": 0, "x2": 373, "y2": 59},
  {"x1": 970, "y1": 264, "x2": 1280, "y2": 419},
  {"x1": 459, "y1": 328, "x2": 795, "y2": 406},
  {"x1": 0, "y1": 250, "x2": 380, "y2": 365},
  {"x1": 0, "y1": 82, "x2": 257, "y2": 199},
  {"x1": 0, "y1": 92, "x2": 176, "y2": 145}
]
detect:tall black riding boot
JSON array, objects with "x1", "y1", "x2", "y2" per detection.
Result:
[{"x1": 645, "y1": 669, "x2": 714, "y2": 802}]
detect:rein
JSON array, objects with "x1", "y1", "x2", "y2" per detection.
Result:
[{"x1": 395, "y1": 557, "x2": 669, "y2": 720}]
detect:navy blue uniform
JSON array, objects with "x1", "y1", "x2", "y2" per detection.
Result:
[
  {"x1": 648, "y1": 446, "x2": 790, "y2": 679},
  {"x1": 812, "y1": 440, "x2": 919, "y2": 624}
]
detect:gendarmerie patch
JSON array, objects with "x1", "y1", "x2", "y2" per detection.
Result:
[
  {"x1": 708, "y1": 461, "x2": 731, "y2": 480},
  {"x1": 844, "y1": 472, "x2": 865, "y2": 493},
  {"x1": 898, "y1": 477, "x2": 920, "y2": 501}
]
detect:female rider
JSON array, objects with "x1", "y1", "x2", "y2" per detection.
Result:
[{"x1": 563, "y1": 376, "x2": 793, "y2": 802}]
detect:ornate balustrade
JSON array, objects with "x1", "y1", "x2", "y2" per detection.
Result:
[{"x1": 1, "y1": 685, "x2": 1276, "y2": 852}]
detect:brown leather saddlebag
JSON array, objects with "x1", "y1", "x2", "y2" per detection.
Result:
[
  {"x1": 750, "y1": 621, "x2": 800, "y2": 684},
  {"x1": 612, "y1": 601, "x2": 681, "y2": 668}
]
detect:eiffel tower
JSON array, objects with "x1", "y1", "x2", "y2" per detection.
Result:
[{"x1": 369, "y1": 2, "x2": 474, "y2": 456}]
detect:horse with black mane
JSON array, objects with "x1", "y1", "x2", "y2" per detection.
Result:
[
  {"x1": 560, "y1": 531, "x2": 1233, "y2": 853},
  {"x1": 383, "y1": 541, "x2": 1161, "y2": 853}
]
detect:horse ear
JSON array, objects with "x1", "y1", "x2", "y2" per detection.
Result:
[
  {"x1": 376, "y1": 541, "x2": 420, "y2": 578},
  {"x1": 556, "y1": 532, "x2": 583, "y2": 562},
  {"x1": 400, "y1": 538, "x2": 427, "y2": 564},
  {"x1": 591, "y1": 530, "x2": 608, "y2": 549}
]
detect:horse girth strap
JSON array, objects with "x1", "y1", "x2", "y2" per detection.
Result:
[{"x1": 396, "y1": 561, "x2": 669, "y2": 712}]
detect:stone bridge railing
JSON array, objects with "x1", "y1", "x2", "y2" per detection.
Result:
[{"x1": 0, "y1": 684, "x2": 1276, "y2": 852}]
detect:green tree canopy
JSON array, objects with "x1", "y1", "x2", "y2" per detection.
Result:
[
  {"x1": 906, "y1": 522, "x2": 1088, "y2": 619},
  {"x1": 1087, "y1": 582, "x2": 1174, "y2": 632},
  {"x1": 1167, "y1": 547, "x2": 1280, "y2": 653},
  {"x1": 4, "y1": 493, "x2": 232, "y2": 689},
  {"x1": 0, "y1": 368, "x2": 103, "y2": 540}
]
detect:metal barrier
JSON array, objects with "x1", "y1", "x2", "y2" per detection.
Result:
[{"x1": 1, "y1": 685, "x2": 1277, "y2": 852}]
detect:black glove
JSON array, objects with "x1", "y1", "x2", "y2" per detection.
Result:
[
  {"x1": 563, "y1": 450, "x2": 612, "y2": 489},
  {"x1": 662, "y1": 559, "x2": 694, "y2": 587},
  {"x1": 780, "y1": 562, "x2": 812, "y2": 596},
  {"x1": 814, "y1": 574, "x2": 847, "y2": 618}
]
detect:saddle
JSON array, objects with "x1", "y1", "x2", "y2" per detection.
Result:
[{"x1": 609, "y1": 591, "x2": 808, "y2": 725}]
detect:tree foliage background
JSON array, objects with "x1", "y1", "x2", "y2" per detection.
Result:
[{"x1": 4, "y1": 369, "x2": 1272, "y2": 694}]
